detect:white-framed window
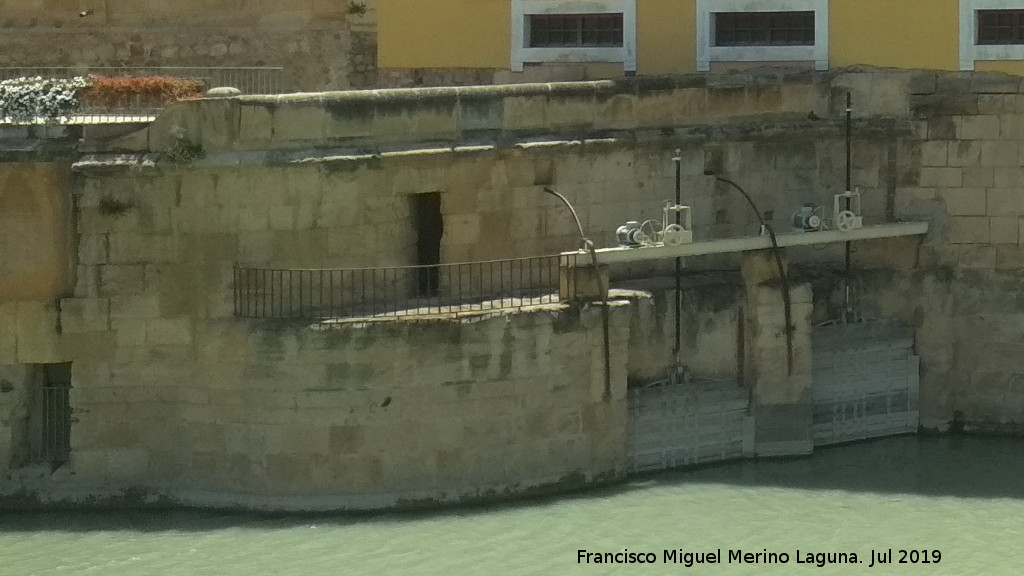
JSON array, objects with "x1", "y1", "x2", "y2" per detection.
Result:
[
  {"x1": 696, "y1": 0, "x2": 829, "y2": 72},
  {"x1": 960, "y1": 0, "x2": 1024, "y2": 70},
  {"x1": 511, "y1": 0, "x2": 637, "y2": 72}
]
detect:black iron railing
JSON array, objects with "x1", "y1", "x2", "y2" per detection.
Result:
[{"x1": 234, "y1": 254, "x2": 574, "y2": 320}]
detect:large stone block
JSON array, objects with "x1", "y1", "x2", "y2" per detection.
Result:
[
  {"x1": 60, "y1": 297, "x2": 111, "y2": 333},
  {"x1": 919, "y1": 141, "x2": 949, "y2": 167},
  {"x1": 999, "y1": 114, "x2": 1024, "y2": 139},
  {"x1": 108, "y1": 233, "x2": 179, "y2": 264},
  {"x1": 503, "y1": 95, "x2": 549, "y2": 132},
  {"x1": 993, "y1": 167, "x2": 1024, "y2": 188},
  {"x1": 991, "y1": 216, "x2": 1020, "y2": 244},
  {"x1": 15, "y1": 301, "x2": 61, "y2": 364},
  {"x1": 958, "y1": 245, "x2": 996, "y2": 268},
  {"x1": 237, "y1": 103, "x2": 274, "y2": 148},
  {"x1": 919, "y1": 167, "x2": 963, "y2": 188},
  {"x1": 61, "y1": 331, "x2": 116, "y2": 362},
  {"x1": 111, "y1": 317, "x2": 147, "y2": 348},
  {"x1": 940, "y1": 188, "x2": 986, "y2": 216},
  {"x1": 146, "y1": 317, "x2": 193, "y2": 346},
  {"x1": 987, "y1": 188, "x2": 1024, "y2": 216},
  {"x1": 78, "y1": 234, "x2": 109, "y2": 265},
  {"x1": 948, "y1": 216, "x2": 990, "y2": 244},
  {"x1": 981, "y1": 140, "x2": 1019, "y2": 166},
  {"x1": 979, "y1": 94, "x2": 1014, "y2": 115},
  {"x1": 269, "y1": 101, "x2": 328, "y2": 146},
  {"x1": 99, "y1": 264, "x2": 146, "y2": 296},
  {"x1": 963, "y1": 166, "x2": 995, "y2": 187},
  {"x1": 110, "y1": 294, "x2": 161, "y2": 320},
  {"x1": 959, "y1": 115, "x2": 1001, "y2": 140},
  {"x1": 948, "y1": 140, "x2": 981, "y2": 167},
  {"x1": 995, "y1": 245, "x2": 1024, "y2": 269}
]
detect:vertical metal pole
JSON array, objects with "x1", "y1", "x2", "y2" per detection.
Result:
[
  {"x1": 844, "y1": 91, "x2": 853, "y2": 323},
  {"x1": 673, "y1": 150, "x2": 682, "y2": 365}
]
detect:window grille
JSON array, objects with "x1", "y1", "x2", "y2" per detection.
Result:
[
  {"x1": 31, "y1": 364, "x2": 71, "y2": 466},
  {"x1": 977, "y1": 10, "x2": 1024, "y2": 45},
  {"x1": 528, "y1": 13, "x2": 624, "y2": 47},
  {"x1": 713, "y1": 11, "x2": 815, "y2": 46}
]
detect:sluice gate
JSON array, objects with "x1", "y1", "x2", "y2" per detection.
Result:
[
  {"x1": 625, "y1": 321, "x2": 919, "y2": 473},
  {"x1": 626, "y1": 379, "x2": 752, "y2": 474},
  {"x1": 811, "y1": 322, "x2": 919, "y2": 446}
]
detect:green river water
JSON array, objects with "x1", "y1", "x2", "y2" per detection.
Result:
[{"x1": 2, "y1": 436, "x2": 1023, "y2": 576}]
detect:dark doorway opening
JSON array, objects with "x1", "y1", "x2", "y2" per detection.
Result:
[
  {"x1": 412, "y1": 192, "x2": 443, "y2": 296},
  {"x1": 30, "y1": 363, "x2": 72, "y2": 468}
]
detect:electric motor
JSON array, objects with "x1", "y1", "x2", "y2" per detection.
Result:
[
  {"x1": 792, "y1": 206, "x2": 824, "y2": 232},
  {"x1": 615, "y1": 221, "x2": 647, "y2": 246}
]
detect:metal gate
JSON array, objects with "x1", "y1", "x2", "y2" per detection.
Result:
[
  {"x1": 811, "y1": 322, "x2": 919, "y2": 446},
  {"x1": 626, "y1": 378, "x2": 752, "y2": 473},
  {"x1": 31, "y1": 363, "x2": 72, "y2": 465}
]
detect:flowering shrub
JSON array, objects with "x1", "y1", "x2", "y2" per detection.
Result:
[
  {"x1": 78, "y1": 76, "x2": 205, "y2": 109},
  {"x1": 0, "y1": 75, "x2": 205, "y2": 122},
  {"x1": 0, "y1": 76, "x2": 89, "y2": 122}
]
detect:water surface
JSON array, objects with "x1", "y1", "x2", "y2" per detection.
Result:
[{"x1": 2, "y1": 436, "x2": 1022, "y2": 575}]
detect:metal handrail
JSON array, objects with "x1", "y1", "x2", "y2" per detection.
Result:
[{"x1": 234, "y1": 254, "x2": 575, "y2": 320}]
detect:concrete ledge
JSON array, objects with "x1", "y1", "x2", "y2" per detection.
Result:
[{"x1": 566, "y1": 222, "x2": 930, "y2": 266}]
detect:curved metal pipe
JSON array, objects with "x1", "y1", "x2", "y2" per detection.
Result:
[
  {"x1": 543, "y1": 187, "x2": 613, "y2": 400},
  {"x1": 710, "y1": 176, "x2": 795, "y2": 376}
]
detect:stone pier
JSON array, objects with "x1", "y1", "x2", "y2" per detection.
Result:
[{"x1": 741, "y1": 249, "x2": 814, "y2": 457}]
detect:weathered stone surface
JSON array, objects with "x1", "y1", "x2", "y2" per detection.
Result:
[
  {"x1": 15, "y1": 69, "x2": 1024, "y2": 508},
  {"x1": 949, "y1": 216, "x2": 991, "y2": 244},
  {"x1": 960, "y1": 115, "x2": 1001, "y2": 140},
  {"x1": 991, "y1": 216, "x2": 1020, "y2": 244},
  {"x1": 940, "y1": 188, "x2": 986, "y2": 216}
]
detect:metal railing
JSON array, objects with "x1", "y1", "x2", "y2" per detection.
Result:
[
  {"x1": 32, "y1": 385, "x2": 71, "y2": 465},
  {"x1": 0, "y1": 66, "x2": 283, "y2": 125},
  {"x1": 234, "y1": 255, "x2": 572, "y2": 320},
  {"x1": 0, "y1": 66, "x2": 284, "y2": 94}
]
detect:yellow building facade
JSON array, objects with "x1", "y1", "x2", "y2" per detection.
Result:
[{"x1": 378, "y1": 0, "x2": 1024, "y2": 81}]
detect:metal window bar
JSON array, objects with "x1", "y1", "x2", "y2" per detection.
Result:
[
  {"x1": 233, "y1": 254, "x2": 573, "y2": 320},
  {"x1": 713, "y1": 11, "x2": 815, "y2": 47},
  {"x1": 978, "y1": 10, "x2": 1024, "y2": 45},
  {"x1": 33, "y1": 385, "x2": 71, "y2": 464}
]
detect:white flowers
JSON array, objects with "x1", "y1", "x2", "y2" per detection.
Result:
[{"x1": 0, "y1": 76, "x2": 89, "y2": 123}]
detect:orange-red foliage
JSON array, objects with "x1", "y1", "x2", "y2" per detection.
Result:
[{"x1": 77, "y1": 75, "x2": 205, "y2": 108}]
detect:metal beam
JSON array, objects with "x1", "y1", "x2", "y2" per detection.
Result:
[{"x1": 562, "y1": 222, "x2": 929, "y2": 266}]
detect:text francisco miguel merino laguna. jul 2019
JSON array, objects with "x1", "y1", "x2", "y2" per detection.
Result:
[{"x1": 577, "y1": 548, "x2": 942, "y2": 568}]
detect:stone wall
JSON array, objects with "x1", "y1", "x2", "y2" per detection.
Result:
[
  {"x1": 59, "y1": 304, "x2": 630, "y2": 509},
  {"x1": 95, "y1": 68, "x2": 1024, "y2": 435},
  {"x1": 0, "y1": 0, "x2": 378, "y2": 91},
  {"x1": 0, "y1": 157, "x2": 75, "y2": 476},
  {"x1": 11, "y1": 67, "x2": 1024, "y2": 508},
  {"x1": 0, "y1": 163, "x2": 73, "y2": 303}
]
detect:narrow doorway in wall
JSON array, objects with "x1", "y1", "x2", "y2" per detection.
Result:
[
  {"x1": 29, "y1": 363, "x2": 72, "y2": 467},
  {"x1": 412, "y1": 192, "x2": 443, "y2": 296}
]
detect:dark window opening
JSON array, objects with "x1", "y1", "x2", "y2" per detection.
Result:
[
  {"x1": 713, "y1": 11, "x2": 815, "y2": 47},
  {"x1": 412, "y1": 192, "x2": 443, "y2": 296},
  {"x1": 528, "y1": 13, "x2": 624, "y2": 47},
  {"x1": 30, "y1": 363, "x2": 71, "y2": 468},
  {"x1": 978, "y1": 10, "x2": 1024, "y2": 45}
]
